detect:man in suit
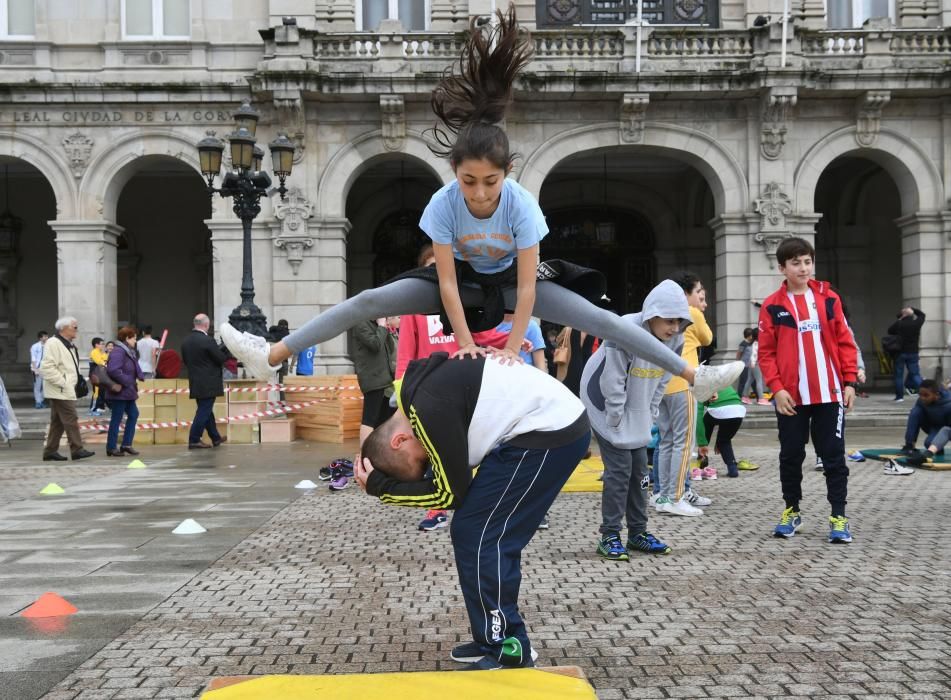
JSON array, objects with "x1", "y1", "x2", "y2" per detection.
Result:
[{"x1": 181, "y1": 313, "x2": 228, "y2": 449}]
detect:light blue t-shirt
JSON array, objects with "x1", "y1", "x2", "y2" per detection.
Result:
[
  {"x1": 494, "y1": 319, "x2": 545, "y2": 365},
  {"x1": 419, "y1": 178, "x2": 548, "y2": 274}
]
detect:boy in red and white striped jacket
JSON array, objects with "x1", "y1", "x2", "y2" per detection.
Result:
[{"x1": 757, "y1": 237, "x2": 858, "y2": 544}]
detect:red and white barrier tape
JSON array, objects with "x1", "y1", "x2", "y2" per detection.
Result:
[
  {"x1": 76, "y1": 396, "x2": 362, "y2": 432},
  {"x1": 139, "y1": 384, "x2": 360, "y2": 395}
]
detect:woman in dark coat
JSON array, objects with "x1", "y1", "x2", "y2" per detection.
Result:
[{"x1": 105, "y1": 326, "x2": 144, "y2": 457}]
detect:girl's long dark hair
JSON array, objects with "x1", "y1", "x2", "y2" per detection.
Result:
[{"x1": 429, "y1": 4, "x2": 533, "y2": 167}]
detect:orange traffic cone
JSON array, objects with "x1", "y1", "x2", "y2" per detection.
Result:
[{"x1": 21, "y1": 592, "x2": 78, "y2": 618}]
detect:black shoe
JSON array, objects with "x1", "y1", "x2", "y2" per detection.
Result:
[
  {"x1": 905, "y1": 450, "x2": 930, "y2": 467},
  {"x1": 212, "y1": 436, "x2": 227, "y2": 447},
  {"x1": 121, "y1": 446, "x2": 140, "y2": 456},
  {"x1": 42, "y1": 453, "x2": 68, "y2": 461},
  {"x1": 188, "y1": 441, "x2": 211, "y2": 450},
  {"x1": 107, "y1": 449, "x2": 124, "y2": 457},
  {"x1": 71, "y1": 449, "x2": 95, "y2": 460}
]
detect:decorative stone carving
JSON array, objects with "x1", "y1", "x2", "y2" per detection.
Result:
[
  {"x1": 273, "y1": 187, "x2": 314, "y2": 276},
  {"x1": 753, "y1": 182, "x2": 793, "y2": 261},
  {"x1": 760, "y1": 88, "x2": 797, "y2": 160},
  {"x1": 381, "y1": 95, "x2": 406, "y2": 151},
  {"x1": 620, "y1": 93, "x2": 649, "y2": 143},
  {"x1": 62, "y1": 132, "x2": 94, "y2": 179},
  {"x1": 855, "y1": 91, "x2": 891, "y2": 147}
]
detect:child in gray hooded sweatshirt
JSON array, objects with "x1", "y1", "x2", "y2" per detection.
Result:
[{"x1": 580, "y1": 279, "x2": 692, "y2": 560}]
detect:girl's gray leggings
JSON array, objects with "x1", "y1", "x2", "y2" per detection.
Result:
[{"x1": 283, "y1": 278, "x2": 688, "y2": 376}]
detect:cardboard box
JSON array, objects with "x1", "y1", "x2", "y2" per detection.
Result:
[{"x1": 260, "y1": 418, "x2": 296, "y2": 443}]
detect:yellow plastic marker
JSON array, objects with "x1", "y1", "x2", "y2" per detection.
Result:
[
  {"x1": 39, "y1": 483, "x2": 65, "y2": 496},
  {"x1": 202, "y1": 669, "x2": 596, "y2": 700},
  {"x1": 561, "y1": 456, "x2": 604, "y2": 493},
  {"x1": 127, "y1": 459, "x2": 147, "y2": 470}
]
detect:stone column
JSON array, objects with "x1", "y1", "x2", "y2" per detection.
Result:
[
  {"x1": 315, "y1": 0, "x2": 356, "y2": 31},
  {"x1": 431, "y1": 0, "x2": 467, "y2": 31},
  {"x1": 310, "y1": 218, "x2": 353, "y2": 374},
  {"x1": 709, "y1": 213, "x2": 762, "y2": 359},
  {"x1": 48, "y1": 221, "x2": 123, "y2": 359},
  {"x1": 796, "y1": 0, "x2": 826, "y2": 29},
  {"x1": 895, "y1": 211, "x2": 951, "y2": 379},
  {"x1": 206, "y1": 218, "x2": 275, "y2": 334}
]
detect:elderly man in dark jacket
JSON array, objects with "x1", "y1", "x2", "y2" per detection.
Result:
[{"x1": 181, "y1": 314, "x2": 228, "y2": 449}]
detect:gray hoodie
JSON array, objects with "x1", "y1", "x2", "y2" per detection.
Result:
[{"x1": 580, "y1": 280, "x2": 692, "y2": 449}]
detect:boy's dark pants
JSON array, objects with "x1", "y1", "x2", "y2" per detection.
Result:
[
  {"x1": 776, "y1": 401, "x2": 849, "y2": 517},
  {"x1": 450, "y1": 432, "x2": 589, "y2": 666}
]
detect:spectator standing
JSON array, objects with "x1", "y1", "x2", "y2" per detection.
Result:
[
  {"x1": 30, "y1": 330, "x2": 48, "y2": 409},
  {"x1": 735, "y1": 328, "x2": 753, "y2": 397},
  {"x1": 742, "y1": 329, "x2": 769, "y2": 405},
  {"x1": 655, "y1": 272, "x2": 713, "y2": 517},
  {"x1": 39, "y1": 316, "x2": 95, "y2": 462},
  {"x1": 89, "y1": 338, "x2": 109, "y2": 416},
  {"x1": 181, "y1": 314, "x2": 227, "y2": 449},
  {"x1": 137, "y1": 326, "x2": 160, "y2": 379},
  {"x1": 104, "y1": 326, "x2": 144, "y2": 457},
  {"x1": 496, "y1": 313, "x2": 546, "y2": 370},
  {"x1": 888, "y1": 306, "x2": 926, "y2": 401},
  {"x1": 351, "y1": 318, "x2": 397, "y2": 447}
]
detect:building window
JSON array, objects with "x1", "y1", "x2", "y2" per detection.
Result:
[
  {"x1": 537, "y1": 0, "x2": 718, "y2": 28},
  {"x1": 0, "y1": 0, "x2": 35, "y2": 38},
  {"x1": 123, "y1": 0, "x2": 191, "y2": 39},
  {"x1": 826, "y1": 0, "x2": 895, "y2": 28},
  {"x1": 357, "y1": 0, "x2": 429, "y2": 31}
]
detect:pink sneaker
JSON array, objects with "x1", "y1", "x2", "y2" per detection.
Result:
[
  {"x1": 701, "y1": 466, "x2": 718, "y2": 480},
  {"x1": 690, "y1": 467, "x2": 703, "y2": 481},
  {"x1": 757, "y1": 398, "x2": 771, "y2": 406},
  {"x1": 741, "y1": 396, "x2": 752, "y2": 404}
]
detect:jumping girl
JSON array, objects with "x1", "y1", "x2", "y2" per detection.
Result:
[{"x1": 220, "y1": 5, "x2": 742, "y2": 402}]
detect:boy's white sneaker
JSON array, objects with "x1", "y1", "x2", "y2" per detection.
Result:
[
  {"x1": 219, "y1": 323, "x2": 281, "y2": 380},
  {"x1": 883, "y1": 459, "x2": 914, "y2": 476},
  {"x1": 649, "y1": 492, "x2": 661, "y2": 507},
  {"x1": 692, "y1": 361, "x2": 745, "y2": 403},
  {"x1": 658, "y1": 497, "x2": 703, "y2": 517}
]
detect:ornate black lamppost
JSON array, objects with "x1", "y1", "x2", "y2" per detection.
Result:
[{"x1": 196, "y1": 100, "x2": 296, "y2": 337}]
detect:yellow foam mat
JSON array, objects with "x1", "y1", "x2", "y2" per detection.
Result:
[
  {"x1": 561, "y1": 456, "x2": 604, "y2": 492},
  {"x1": 202, "y1": 669, "x2": 596, "y2": 699}
]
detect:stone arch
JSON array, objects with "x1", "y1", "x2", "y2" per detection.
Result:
[
  {"x1": 80, "y1": 129, "x2": 206, "y2": 221},
  {"x1": 0, "y1": 130, "x2": 78, "y2": 219},
  {"x1": 794, "y1": 127, "x2": 943, "y2": 216},
  {"x1": 518, "y1": 122, "x2": 749, "y2": 215},
  {"x1": 317, "y1": 131, "x2": 452, "y2": 219}
]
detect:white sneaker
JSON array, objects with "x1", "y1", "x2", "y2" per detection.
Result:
[
  {"x1": 219, "y1": 323, "x2": 281, "y2": 380},
  {"x1": 649, "y1": 492, "x2": 661, "y2": 507},
  {"x1": 883, "y1": 460, "x2": 914, "y2": 476},
  {"x1": 684, "y1": 490, "x2": 712, "y2": 507},
  {"x1": 692, "y1": 361, "x2": 745, "y2": 403},
  {"x1": 658, "y1": 497, "x2": 703, "y2": 517}
]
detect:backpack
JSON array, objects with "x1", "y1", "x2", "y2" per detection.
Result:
[{"x1": 881, "y1": 334, "x2": 902, "y2": 356}]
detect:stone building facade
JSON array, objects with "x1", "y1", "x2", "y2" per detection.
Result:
[{"x1": 2, "y1": 0, "x2": 951, "y2": 391}]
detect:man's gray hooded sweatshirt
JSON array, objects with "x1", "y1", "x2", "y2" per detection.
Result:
[{"x1": 580, "y1": 280, "x2": 692, "y2": 449}]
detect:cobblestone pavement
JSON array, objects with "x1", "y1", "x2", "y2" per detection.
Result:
[{"x1": 30, "y1": 428, "x2": 949, "y2": 700}]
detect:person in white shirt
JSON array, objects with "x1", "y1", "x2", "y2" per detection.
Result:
[
  {"x1": 30, "y1": 331, "x2": 48, "y2": 409},
  {"x1": 137, "y1": 326, "x2": 160, "y2": 379}
]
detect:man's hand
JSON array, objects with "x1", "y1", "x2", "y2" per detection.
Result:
[
  {"x1": 857, "y1": 369, "x2": 866, "y2": 385},
  {"x1": 843, "y1": 385, "x2": 856, "y2": 413},
  {"x1": 353, "y1": 453, "x2": 375, "y2": 492},
  {"x1": 773, "y1": 389, "x2": 797, "y2": 416}
]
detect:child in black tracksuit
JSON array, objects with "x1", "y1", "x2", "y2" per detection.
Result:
[{"x1": 356, "y1": 353, "x2": 590, "y2": 670}]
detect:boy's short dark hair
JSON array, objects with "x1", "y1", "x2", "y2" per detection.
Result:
[
  {"x1": 91, "y1": 337, "x2": 103, "y2": 348},
  {"x1": 776, "y1": 236, "x2": 815, "y2": 267},
  {"x1": 142, "y1": 325, "x2": 152, "y2": 335},
  {"x1": 671, "y1": 271, "x2": 702, "y2": 295},
  {"x1": 37, "y1": 330, "x2": 48, "y2": 339},
  {"x1": 919, "y1": 378, "x2": 940, "y2": 393},
  {"x1": 743, "y1": 327, "x2": 753, "y2": 338},
  {"x1": 360, "y1": 416, "x2": 418, "y2": 482}
]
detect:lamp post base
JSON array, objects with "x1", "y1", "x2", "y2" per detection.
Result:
[{"x1": 228, "y1": 301, "x2": 269, "y2": 338}]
